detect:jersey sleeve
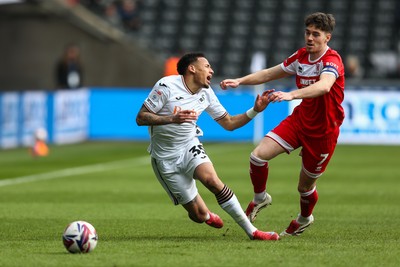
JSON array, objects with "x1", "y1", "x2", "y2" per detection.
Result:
[
  {"x1": 280, "y1": 50, "x2": 300, "y2": 74},
  {"x1": 143, "y1": 80, "x2": 169, "y2": 113},
  {"x1": 205, "y1": 88, "x2": 227, "y2": 121},
  {"x1": 321, "y1": 53, "x2": 344, "y2": 78}
]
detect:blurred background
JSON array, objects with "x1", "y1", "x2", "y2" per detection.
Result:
[{"x1": 1, "y1": 0, "x2": 400, "y2": 149}]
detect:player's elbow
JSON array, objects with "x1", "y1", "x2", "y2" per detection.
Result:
[
  {"x1": 224, "y1": 126, "x2": 236, "y2": 131},
  {"x1": 320, "y1": 86, "x2": 331, "y2": 94},
  {"x1": 317, "y1": 78, "x2": 334, "y2": 94},
  {"x1": 221, "y1": 123, "x2": 238, "y2": 131},
  {"x1": 136, "y1": 114, "x2": 145, "y2": 126}
]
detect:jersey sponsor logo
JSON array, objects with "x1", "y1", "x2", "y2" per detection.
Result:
[
  {"x1": 300, "y1": 78, "x2": 317, "y2": 86},
  {"x1": 173, "y1": 106, "x2": 181, "y2": 114},
  {"x1": 325, "y1": 62, "x2": 338, "y2": 69},
  {"x1": 146, "y1": 98, "x2": 156, "y2": 108}
]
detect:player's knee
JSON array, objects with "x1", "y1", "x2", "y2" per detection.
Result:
[
  {"x1": 297, "y1": 185, "x2": 309, "y2": 193},
  {"x1": 297, "y1": 184, "x2": 316, "y2": 194},
  {"x1": 202, "y1": 176, "x2": 223, "y2": 194}
]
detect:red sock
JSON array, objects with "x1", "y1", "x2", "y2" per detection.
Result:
[
  {"x1": 300, "y1": 187, "x2": 318, "y2": 217},
  {"x1": 249, "y1": 153, "x2": 269, "y2": 193}
]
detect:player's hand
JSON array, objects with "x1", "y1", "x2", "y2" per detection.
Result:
[
  {"x1": 254, "y1": 89, "x2": 275, "y2": 112},
  {"x1": 220, "y1": 79, "x2": 240, "y2": 90},
  {"x1": 173, "y1": 110, "x2": 198, "y2": 123},
  {"x1": 268, "y1": 91, "x2": 294, "y2": 102}
]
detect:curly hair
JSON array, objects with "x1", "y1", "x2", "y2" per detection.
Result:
[
  {"x1": 305, "y1": 12, "x2": 335, "y2": 33},
  {"x1": 177, "y1": 52, "x2": 205, "y2": 75}
]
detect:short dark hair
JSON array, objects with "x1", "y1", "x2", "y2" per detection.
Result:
[
  {"x1": 177, "y1": 52, "x2": 205, "y2": 75},
  {"x1": 305, "y1": 12, "x2": 335, "y2": 33}
]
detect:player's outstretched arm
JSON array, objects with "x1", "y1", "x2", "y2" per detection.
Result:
[
  {"x1": 216, "y1": 89, "x2": 274, "y2": 131},
  {"x1": 254, "y1": 89, "x2": 275, "y2": 112},
  {"x1": 220, "y1": 65, "x2": 288, "y2": 90},
  {"x1": 269, "y1": 73, "x2": 336, "y2": 102}
]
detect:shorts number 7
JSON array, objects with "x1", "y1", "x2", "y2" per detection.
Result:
[{"x1": 317, "y1": 153, "x2": 329, "y2": 166}]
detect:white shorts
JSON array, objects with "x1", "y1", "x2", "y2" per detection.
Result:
[{"x1": 151, "y1": 138, "x2": 212, "y2": 205}]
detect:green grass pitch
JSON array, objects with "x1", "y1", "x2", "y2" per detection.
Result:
[{"x1": 0, "y1": 141, "x2": 399, "y2": 267}]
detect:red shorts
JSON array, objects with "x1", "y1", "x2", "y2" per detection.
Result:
[{"x1": 267, "y1": 115, "x2": 339, "y2": 178}]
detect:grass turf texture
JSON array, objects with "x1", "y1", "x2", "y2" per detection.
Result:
[{"x1": 0, "y1": 141, "x2": 399, "y2": 267}]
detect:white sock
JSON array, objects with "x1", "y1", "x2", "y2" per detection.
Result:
[
  {"x1": 254, "y1": 191, "x2": 267, "y2": 204},
  {"x1": 220, "y1": 194, "x2": 257, "y2": 238},
  {"x1": 296, "y1": 214, "x2": 312, "y2": 224}
]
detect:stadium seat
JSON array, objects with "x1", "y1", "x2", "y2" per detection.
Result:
[{"x1": 81, "y1": 0, "x2": 399, "y2": 79}]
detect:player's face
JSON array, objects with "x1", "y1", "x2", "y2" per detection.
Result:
[
  {"x1": 192, "y1": 57, "x2": 214, "y2": 88},
  {"x1": 304, "y1": 25, "x2": 331, "y2": 59}
]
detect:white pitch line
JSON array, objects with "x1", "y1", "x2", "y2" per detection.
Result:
[{"x1": 0, "y1": 156, "x2": 150, "y2": 187}]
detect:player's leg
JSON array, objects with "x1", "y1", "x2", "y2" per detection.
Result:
[
  {"x1": 182, "y1": 194, "x2": 224, "y2": 228},
  {"x1": 298, "y1": 169, "x2": 319, "y2": 220},
  {"x1": 194, "y1": 162, "x2": 279, "y2": 240},
  {"x1": 151, "y1": 156, "x2": 221, "y2": 226},
  {"x1": 245, "y1": 136, "x2": 286, "y2": 222},
  {"x1": 281, "y1": 132, "x2": 338, "y2": 236},
  {"x1": 280, "y1": 170, "x2": 317, "y2": 236}
]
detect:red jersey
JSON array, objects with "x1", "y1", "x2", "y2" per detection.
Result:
[{"x1": 281, "y1": 47, "x2": 345, "y2": 138}]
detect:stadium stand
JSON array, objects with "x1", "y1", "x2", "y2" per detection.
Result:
[
  {"x1": 80, "y1": 0, "x2": 400, "y2": 80},
  {"x1": 0, "y1": 0, "x2": 163, "y2": 90},
  {"x1": 1, "y1": 0, "x2": 398, "y2": 90}
]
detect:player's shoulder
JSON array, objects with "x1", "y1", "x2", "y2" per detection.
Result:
[
  {"x1": 157, "y1": 75, "x2": 181, "y2": 86},
  {"x1": 323, "y1": 47, "x2": 344, "y2": 68},
  {"x1": 153, "y1": 75, "x2": 183, "y2": 92},
  {"x1": 326, "y1": 47, "x2": 341, "y2": 55},
  {"x1": 324, "y1": 47, "x2": 343, "y2": 61},
  {"x1": 290, "y1": 47, "x2": 308, "y2": 59},
  {"x1": 285, "y1": 47, "x2": 307, "y2": 63}
]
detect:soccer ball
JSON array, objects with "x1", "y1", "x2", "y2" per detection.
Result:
[{"x1": 62, "y1": 221, "x2": 98, "y2": 253}]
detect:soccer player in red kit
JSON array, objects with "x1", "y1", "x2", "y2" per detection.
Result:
[{"x1": 220, "y1": 12, "x2": 345, "y2": 236}]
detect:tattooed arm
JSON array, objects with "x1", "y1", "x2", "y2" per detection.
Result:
[{"x1": 136, "y1": 105, "x2": 198, "y2": 126}]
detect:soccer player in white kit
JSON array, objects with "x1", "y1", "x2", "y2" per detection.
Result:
[{"x1": 136, "y1": 52, "x2": 279, "y2": 240}]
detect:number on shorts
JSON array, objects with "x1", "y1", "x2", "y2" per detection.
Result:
[
  {"x1": 317, "y1": 153, "x2": 329, "y2": 165},
  {"x1": 189, "y1": 144, "x2": 207, "y2": 159}
]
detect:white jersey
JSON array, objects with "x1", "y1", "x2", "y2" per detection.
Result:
[{"x1": 143, "y1": 75, "x2": 227, "y2": 159}]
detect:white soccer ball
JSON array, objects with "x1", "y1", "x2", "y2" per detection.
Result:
[{"x1": 62, "y1": 221, "x2": 98, "y2": 253}]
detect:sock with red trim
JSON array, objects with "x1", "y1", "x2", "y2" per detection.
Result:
[
  {"x1": 300, "y1": 187, "x2": 318, "y2": 218},
  {"x1": 249, "y1": 153, "x2": 269, "y2": 195}
]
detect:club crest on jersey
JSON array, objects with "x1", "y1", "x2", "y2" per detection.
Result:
[
  {"x1": 314, "y1": 61, "x2": 323, "y2": 75},
  {"x1": 198, "y1": 94, "x2": 205, "y2": 103}
]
